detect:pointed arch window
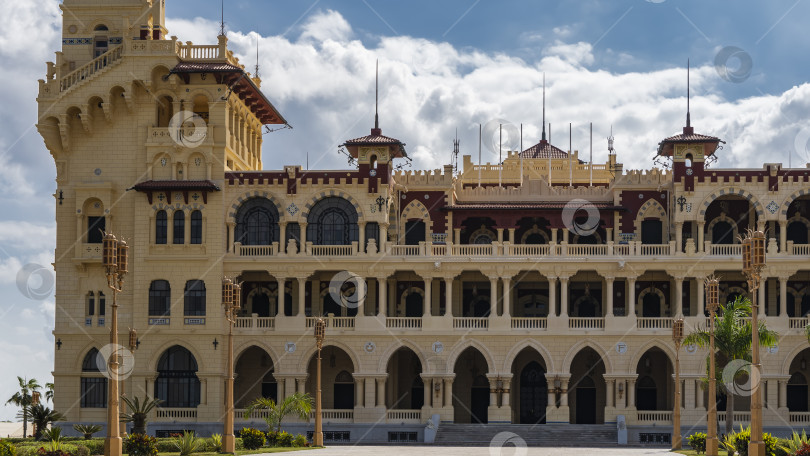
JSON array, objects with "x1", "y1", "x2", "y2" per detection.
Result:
[{"x1": 156, "y1": 210, "x2": 168, "y2": 244}]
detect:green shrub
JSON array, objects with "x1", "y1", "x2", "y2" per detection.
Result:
[
  {"x1": 70, "y1": 426, "x2": 100, "y2": 442},
  {"x1": 721, "y1": 426, "x2": 782, "y2": 456},
  {"x1": 276, "y1": 431, "x2": 293, "y2": 448},
  {"x1": 73, "y1": 446, "x2": 88, "y2": 456},
  {"x1": 35, "y1": 449, "x2": 73, "y2": 456},
  {"x1": 123, "y1": 434, "x2": 157, "y2": 456},
  {"x1": 292, "y1": 434, "x2": 307, "y2": 448},
  {"x1": 79, "y1": 441, "x2": 103, "y2": 456},
  {"x1": 172, "y1": 431, "x2": 203, "y2": 456},
  {"x1": 238, "y1": 428, "x2": 265, "y2": 450},
  {"x1": 265, "y1": 431, "x2": 278, "y2": 447},
  {"x1": 208, "y1": 434, "x2": 222, "y2": 453},
  {"x1": 0, "y1": 440, "x2": 16, "y2": 456},
  {"x1": 688, "y1": 432, "x2": 706, "y2": 454},
  {"x1": 15, "y1": 447, "x2": 37, "y2": 456}
]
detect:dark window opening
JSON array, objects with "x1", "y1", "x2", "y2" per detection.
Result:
[
  {"x1": 173, "y1": 211, "x2": 185, "y2": 244},
  {"x1": 149, "y1": 280, "x2": 171, "y2": 316},
  {"x1": 184, "y1": 280, "x2": 206, "y2": 316},
  {"x1": 87, "y1": 216, "x2": 105, "y2": 244},
  {"x1": 190, "y1": 210, "x2": 202, "y2": 244},
  {"x1": 156, "y1": 210, "x2": 167, "y2": 244},
  {"x1": 155, "y1": 346, "x2": 200, "y2": 408}
]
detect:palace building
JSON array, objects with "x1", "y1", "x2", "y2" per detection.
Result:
[{"x1": 39, "y1": 0, "x2": 810, "y2": 445}]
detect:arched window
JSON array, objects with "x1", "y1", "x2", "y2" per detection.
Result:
[
  {"x1": 86, "y1": 291, "x2": 95, "y2": 317},
  {"x1": 306, "y1": 197, "x2": 358, "y2": 245},
  {"x1": 190, "y1": 210, "x2": 202, "y2": 244},
  {"x1": 235, "y1": 198, "x2": 279, "y2": 245},
  {"x1": 87, "y1": 216, "x2": 105, "y2": 244},
  {"x1": 685, "y1": 153, "x2": 693, "y2": 168},
  {"x1": 333, "y1": 371, "x2": 354, "y2": 409},
  {"x1": 149, "y1": 280, "x2": 171, "y2": 316},
  {"x1": 80, "y1": 348, "x2": 107, "y2": 408},
  {"x1": 155, "y1": 346, "x2": 200, "y2": 408},
  {"x1": 98, "y1": 292, "x2": 106, "y2": 321},
  {"x1": 184, "y1": 280, "x2": 206, "y2": 316},
  {"x1": 93, "y1": 25, "x2": 109, "y2": 58},
  {"x1": 155, "y1": 210, "x2": 167, "y2": 244},
  {"x1": 365, "y1": 222, "x2": 379, "y2": 250},
  {"x1": 173, "y1": 211, "x2": 185, "y2": 244}
]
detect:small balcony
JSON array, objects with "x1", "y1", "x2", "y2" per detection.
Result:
[
  {"x1": 568, "y1": 317, "x2": 604, "y2": 330},
  {"x1": 385, "y1": 317, "x2": 422, "y2": 330},
  {"x1": 235, "y1": 315, "x2": 275, "y2": 330},
  {"x1": 154, "y1": 408, "x2": 197, "y2": 421},
  {"x1": 452, "y1": 317, "x2": 488, "y2": 330},
  {"x1": 636, "y1": 317, "x2": 674, "y2": 330},
  {"x1": 386, "y1": 410, "x2": 422, "y2": 423},
  {"x1": 305, "y1": 316, "x2": 355, "y2": 330},
  {"x1": 636, "y1": 411, "x2": 672, "y2": 425},
  {"x1": 511, "y1": 317, "x2": 548, "y2": 330}
]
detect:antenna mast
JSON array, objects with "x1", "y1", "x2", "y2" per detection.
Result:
[
  {"x1": 452, "y1": 129, "x2": 460, "y2": 175},
  {"x1": 541, "y1": 73, "x2": 546, "y2": 141},
  {"x1": 686, "y1": 59, "x2": 691, "y2": 128},
  {"x1": 608, "y1": 125, "x2": 615, "y2": 154},
  {"x1": 219, "y1": 0, "x2": 225, "y2": 36},
  {"x1": 374, "y1": 60, "x2": 380, "y2": 131},
  {"x1": 254, "y1": 37, "x2": 260, "y2": 78}
]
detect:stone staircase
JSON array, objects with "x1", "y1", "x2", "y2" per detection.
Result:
[{"x1": 434, "y1": 423, "x2": 619, "y2": 447}]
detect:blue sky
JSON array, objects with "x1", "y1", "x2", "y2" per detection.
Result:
[{"x1": 0, "y1": 0, "x2": 809, "y2": 421}]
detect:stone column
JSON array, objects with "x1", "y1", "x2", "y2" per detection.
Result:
[
  {"x1": 227, "y1": 222, "x2": 235, "y2": 252},
  {"x1": 697, "y1": 222, "x2": 705, "y2": 252},
  {"x1": 605, "y1": 276, "x2": 614, "y2": 317},
  {"x1": 276, "y1": 277, "x2": 286, "y2": 318},
  {"x1": 496, "y1": 228, "x2": 504, "y2": 243},
  {"x1": 674, "y1": 276, "x2": 684, "y2": 317},
  {"x1": 377, "y1": 277, "x2": 387, "y2": 318},
  {"x1": 423, "y1": 277, "x2": 432, "y2": 318},
  {"x1": 296, "y1": 377, "x2": 307, "y2": 394},
  {"x1": 489, "y1": 379, "x2": 498, "y2": 407},
  {"x1": 443, "y1": 378, "x2": 453, "y2": 408},
  {"x1": 779, "y1": 380, "x2": 788, "y2": 409},
  {"x1": 675, "y1": 222, "x2": 683, "y2": 253},
  {"x1": 628, "y1": 379, "x2": 636, "y2": 409},
  {"x1": 502, "y1": 387, "x2": 511, "y2": 409},
  {"x1": 364, "y1": 377, "x2": 376, "y2": 409},
  {"x1": 779, "y1": 221, "x2": 787, "y2": 252},
  {"x1": 355, "y1": 377, "x2": 364, "y2": 407},
  {"x1": 285, "y1": 377, "x2": 296, "y2": 400},
  {"x1": 502, "y1": 277, "x2": 512, "y2": 318},
  {"x1": 685, "y1": 379, "x2": 696, "y2": 410},
  {"x1": 560, "y1": 382, "x2": 569, "y2": 407},
  {"x1": 696, "y1": 381, "x2": 705, "y2": 409},
  {"x1": 559, "y1": 276, "x2": 569, "y2": 318},
  {"x1": 379, "y1": 223, "x2": 389, "y2": 252},
  {"x1": 508, "y1": 228, "x2": 515, "y2": 244},
  {"x1": 779, "y1": 276, "x2": 788, "y2": 317},
  {"x1": 423, "y1": 377, "x2": 432, "y2": 408},
  {"x1": 627, "y1": 277, "x2": 636, "y2": 316},
  {"x1": 696, "y1": 276, "x2": 705, "y2": 317},
  {"x1": 278, "y1": 223, "x2": 287, "y2": 254},
  {"x1": 489, "y1": 276, "x2": 498, "y2": 318},
  {"x1": 606, "y1": 379, "x2": 615, "y2": 407},
  {"x1": 296, "y1": 276, "x2": 308, "y2": 317},
  {"x1": 358, "y1": 221, "x2": 366, "y2": 254},
  {"x1": 551, "y1": 229, "x2": 558, "y2": 244},
  {"x1": 547, "y1": 276, "x2": 557, "y2": 317},
  {"x1": 299, "y1": 222, "x2": 308, "y2": 247},
  {"x1": 444, "y1": 277, "x2": 453, "y2": 318},
  {"x1": 376, "y1": 378, "x2": 386, "y2": 407}
]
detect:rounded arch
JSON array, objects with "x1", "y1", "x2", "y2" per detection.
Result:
[
  {"x1": 184, "y1": 88, "x2": 214, "y2": 104},
  {"x1": 782, "y1": 345, "x2": 810, "y2": 375},
  {"x1": 305, "y1": 196, "x2": 360, "y2": 245},
  {"x1": 706, "y1": 212, "x2": 739, "y2": 243},
  {"x1": 302, "y1": 190, "x2": 364, "y2": 219},
  {"x1": 520, "y1": 225, "x2": 550, "y2": 244},
  {"x1": 401, "y1": 199, "x2": 432, "y2": 230},
  {"x1": 698, "y1": 187, "x2": 764, "y2": 218},
  {"x1": 502, "y1": 340, "x2": 555, "y2": 373},
  {"x1": 234, "y1": 341, "x2": 281, "y2": 367},
  {"x1": 399, "y1": 286, "x2": 424, "y2": 307},
  {"x1": 637, "y1": 287, "x2": 667, "y2": 315},
  {"x1": 628, "y1": 340, "x2": 676, "y2": 374},
  {"x1": 300, "y1": 340, "x2": 360, "y2": 373},
  {"x1": 469, "y1": 225, "x2": 496, "y2": 244},
  {"x1": 780, "y1": 189, "x2": 810, "y2": 219},
  {"x1": 634, "y1": 199, "x2": 668, "y2": 240},
  {"x1": 227, "y1": 190, "x2": 284, "y2": 224},
  {"x1": 377, "y1": 340, "x2": 428, "y2": 373},
  {"x1": 234, "y1": 197, "x2": 281, "y2": 245},
  {"x1": 445, "y1": 339, "x2": 496, "y2": 375},
  {"x1": 561, "y1": 340, "x2": 612, "y2": 374},
  {"x1": 148, "y1": 340, "x2": 204, "y2": 372}
]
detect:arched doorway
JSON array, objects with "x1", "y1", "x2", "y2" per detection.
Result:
[
  {"x1": 306, "y1": 346, "x2": 355, "y2": 409},
  {"x1": 788, "y1": 348, "x2": 810, "y2": 412},
  {"x1": 234, "y1": 346, "x2": 276, "y2": 407},
  {"x1": 155, "y1": 346, "x2": 200, "y2": 408},
  {"x1": 569, "y1": 347, "x2": 606, "y2": 424},
  {"x1": 510, "y1": 348, "x2": 549, "y2": 424},
  {"x1": 635, "y1": 348, "x2": 673, "y2": 412},
  {"x1": 641, "y1": 219, "x2": 663, "y2": 244},
  {"x1": 404, "y1": 291, "x2": 423, "y2": 317},
  {"x1": 787, "y1": 221, "x2": 809, "y2": 244},
  {"x1": 642, "y1": 293, "x2": 661, "y2": 317},
  {"x1": 386, "y1": 348, "x2": 424, "y2": 410},
  {"x1": 453, "y1": 347, "x2": 490, "y2": 423},
  {"x1": 405, "y1": 220, "x2": 426, "y2": 245}
]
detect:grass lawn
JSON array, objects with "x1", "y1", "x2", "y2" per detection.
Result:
[{"x1": 154, "y1": 449, "x2": 319, "y2": 455}]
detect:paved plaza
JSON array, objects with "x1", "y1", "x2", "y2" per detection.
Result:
[{"x1": 285, "y1": 446, "x2": 679, "y2": 456}]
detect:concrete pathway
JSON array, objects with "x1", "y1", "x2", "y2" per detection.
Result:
[{"x1": 275, "y1": 446, "x2": 681, "y2": 456}]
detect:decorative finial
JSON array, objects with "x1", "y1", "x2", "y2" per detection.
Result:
[
  {"x1": 541, "y1": 72, "x2": 546, "y2": 142},
  {"x1": 219, "y1": 0, "x2": 225, "y2": 36},
  {"x1": 686, "y1": 59, "x2": 691, "y2": 128},
  {"x1": 254, "y1": 36, "x2": 260, "y2": 79},
  {"x1": 374, "y1": 59, "x2": 379, "y2": 130}
]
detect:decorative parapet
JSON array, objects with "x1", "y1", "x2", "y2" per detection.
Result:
[
  {"x1": 613, "y1": 168, "x2": 671, "y2": 187},
  {"x1": 392, "y1": 165, "x2": 454, "y2": 187}
]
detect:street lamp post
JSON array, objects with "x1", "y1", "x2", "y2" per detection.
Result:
[
  {"x1": 222, "y1": 278, "x2": 240, "y2": 454},
  {"x1": 705, "y1": 276, "x2": 720, "y2": 456},
  {"x1": 314, "y1": 318, "x2": 326, "y2": 447},
  {"x1": 672, "y1": 318, "x2": 684, "y2": 450},
  {"x1": 102, "y1": 233, "x2": 128, "y2": 456},
  {"x1": 742, "y1": 229, "x2": 766, "y2": 456}
]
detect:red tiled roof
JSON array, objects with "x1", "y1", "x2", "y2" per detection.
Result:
[
  {"x1": 343, "y1": 128, "x2": 407, "y2": 157},
  {"x1": 657, "y1": 126, "x2": 723, "y2": 155},
  {"x1": 130, "y1": 180, "x2": 220, "y2": 191},
  {"x1": 519, "y1": 140, "x2": 570, "y2": 159},
  {"x1": 170, "y1": 63, "x2": 287, "y2": 125},
  {"x1": 443, "y1": 202, "x2": 624, "y2": 211}
]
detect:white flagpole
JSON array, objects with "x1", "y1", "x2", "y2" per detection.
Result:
[
  {"x1": 499, "y1": 123, "x2": 502, "y2": 188},
  {"x1": 520, "y1": 123, "x2": 524, "y2": 185},
  {"x1": 478, "y1": 124, "x2": 482, "y2": 188},
  {"x1": 568, "y1": 123, "x2": 572, "y2": 187},
  {"x1": 589, "y1": 122, "x2": 593, "y2": 187}
]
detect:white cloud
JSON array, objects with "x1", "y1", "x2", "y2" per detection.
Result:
[{"x1": 299, "y1": 10, "x2": 352, "y2": 44}]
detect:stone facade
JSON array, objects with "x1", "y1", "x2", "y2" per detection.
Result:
[{"x1": 38, "y1": 0, "x2": 810, "y2": 444}]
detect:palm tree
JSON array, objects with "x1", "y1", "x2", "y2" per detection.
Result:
[
  {"x1": 120, "y1": 396, "x2": 162, "y2": 435},
  {"x1": 684, "y1": 295, "x2": 778, "y2": 435},
  {"x1": 24, "y1": 404, "x2": 64, "y2": 440},
  {"x1": 45, "y1": 383, "x2": 54, "y2": 403},
  {"x1": 6, "y1": 377, "x2": 41, "y2": 438},
  {"x1": 243, "y1": 393, "x2": 313, "y2": 434}
]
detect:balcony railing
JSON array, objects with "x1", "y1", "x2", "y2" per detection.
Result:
[
  {"x1": 569, "y1": 317, "x2": 604, "y2": 330},
  {"x1": 389, "y1": 245, "x2": 421, "y2": 256},
  {"x1": 155, "y1": 408, "x2": 197, "y2": 420},
  {"x1": 717, "y1": 412, "x2": 750, "y2": 424},
  {"x1": 305, "y1": 316, "x2": 355, "y2": 329},
  {"x1": 453, "y1": 317, "x2": 488, "y2": 330},
  {"x1": 386, "y1": 317, "x2": 422, "y2": 329},
  {"x1": 790, "y1": 412, "x2": 810, "y2": 424},
  {"x1": 511, "y1": 317, "x2": 548, "y2": 330},
  {"x1": 790, "y1": 317, "x2": 809, "y2": 330},
  {"x1": 506, "y1": 244, "x2": 551, "y2": 256},
  {"x1": 310, "y1": 409, "x2": 353, "y2": 422},
  {"x1": 794, "y1": 244, "x2": 810, "y2": 255},
  {"x1": 452, "y1": 244, "x2": 494, "y2": 256},
  {"x1": 708, "y1": 243, "x2": 742, "y2": 256},
  {"x1": 235, "y1": 316, "x2": 275, "y2": 329},
  {"x1": 637, "y1": 411, "x2": 672, "y2": 424},
  {"x1": 386, "y1": 410, "x2": 421, "y2": 423},
  {"x1": 637, "y1": 317, "x2": 673, "y2": 330}
]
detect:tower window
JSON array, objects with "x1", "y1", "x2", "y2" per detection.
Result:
[
  {"x1": 156, "y1": 210, "x2": 167, "y2": 244},
  {"x1": 685, "y1": 153, "x2": 693, "y2": 168},
  {"x1": 184, "y1": 280, "x2": 206, "y2": 316},
  {"x1": 87, "y1": 216, "x2": 105, "y2": 244},
  {"x1": 190, "y1": 211, "x2": 203, "y2": 244},
  {"x1": 173, "y1": 211, "x2": 185, "y2": 244}
]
